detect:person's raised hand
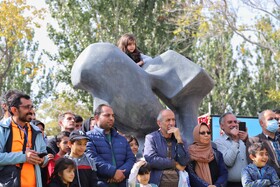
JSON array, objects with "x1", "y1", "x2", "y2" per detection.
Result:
[
  {"x1": 239, "y1": 128, "x2": 248, "y2": 142},
  {"x1": 135, "y1": 160, "x2": 146, "y2": 168},
  {"x1": 230, "y1": 127, "x2": 239, "y2": 142},
  {"x1": 168, "y1": 127, "x2": 183, "y2": 143}
]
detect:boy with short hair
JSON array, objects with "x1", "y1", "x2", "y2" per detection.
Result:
[
  {"x1": 242, "y1": 142, "x2": 280, "y2": 186},
  {"x1": 65, "y1": 130, "x2": 97, "y2": 187}
]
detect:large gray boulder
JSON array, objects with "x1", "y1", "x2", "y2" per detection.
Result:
[{"x1": 71, "y1": 43, "x2": 214, "y2": 143}]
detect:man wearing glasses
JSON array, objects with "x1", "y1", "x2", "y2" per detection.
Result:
[
  {"x1": 248, "y1": 109, "x2": 280, "y2": 177},
  {"x1": 214, "y1": 112, "x2": 248, "y2": 187},
  {"x1": 0, "y1": 92, "x2": 48, "y2": 187}
]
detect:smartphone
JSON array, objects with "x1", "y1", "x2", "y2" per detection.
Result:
[
  {"x1": 239, "y1": 122, "x2": 246, "y2": 132},
  {"x1": 37, "y1": 152, "x2": 48, "y2": 158}
]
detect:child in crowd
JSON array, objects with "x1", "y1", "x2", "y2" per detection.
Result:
[
  {"x1": 81, "y1": 117, "x2": 95, "y2": 132},
  {"x1": 74, "y1": 115, "x2": 83, "y2": 130},
  {"x1": 117, "y1": 33, "x2": 152, "y2": 67},
  {"x1": 65, "y1": 130, "x2": 98, "y2": 187},
  {"x1": 31, "y1": 119, "x2": 48, "y2": 144},
  {"x1": 241, "y1": 142, "x2": 280, "y2": 186},
  {"x1": 48, "y1": 157, "x2": 75, "y2": 187},
  {"x1": 125, "y1": 135, "x2": 143, "y2": 159},
  {"x1": 48, "y1": 131, "x2": 70, "y2": 181},
  {"x1": 128, "y1": 160, "x2": 158, "y2": 187}
]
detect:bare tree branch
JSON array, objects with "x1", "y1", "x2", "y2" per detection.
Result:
[
  {"x1": 220, "y1": 0, "x2": 279, "y2": 56},
  {"x1": 241, "y1": 0, "x2": 279, "y2": 21}
]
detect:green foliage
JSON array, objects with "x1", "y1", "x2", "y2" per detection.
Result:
[
  {"x1": 36, "y1": 92, "x2": 92, "y2": 136},
  {"x1": 172, "y1": 0, "x2": 280, "y2": 116},
  {"x1": 267, "y1": 89, "x2": 280, "y2": 102},
  {"x1": 0, "y1": 0, "x2": 46, "y2": 103},
  {"x1": 43, "y1": 0, "x2": 280, "y2": 124},
  {"x1": 45, "y1": 0, "x2": 188, "y2": 111}
]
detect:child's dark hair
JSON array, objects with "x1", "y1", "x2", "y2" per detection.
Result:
[
  {"x1": 125, "y1": 135, "x2": 139, "y2": 147},
  {"x1": 74, "y1": 115, "x2": 83, "y2": 123},
  {"x1": 248, "y1": 142, "x2": 266, "y2": 156},
  {"x1": 138, "y1": 162, "x2": 151, "y2": 175},
  {"x1": 56, "y1": 131, "x2": 70, "y2": 143},
  {"x1": 51, "y1": 157, "x2": 75, "y2": 179}
]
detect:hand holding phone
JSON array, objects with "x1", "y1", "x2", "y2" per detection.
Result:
[
  {"x1": 239, "y1": 122, "x2": 246, "y2": 132},
  {"x1": 37, "y1": 152, "x2": 48, "y2": 158}
]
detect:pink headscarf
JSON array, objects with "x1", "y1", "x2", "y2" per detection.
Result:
[{"x1": 188, "y1": 123, "x2": 214, "y2": 184}]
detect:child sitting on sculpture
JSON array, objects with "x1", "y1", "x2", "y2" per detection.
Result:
[{"x1": 117, "y1": 33, "x2": 152, "y2": 67}]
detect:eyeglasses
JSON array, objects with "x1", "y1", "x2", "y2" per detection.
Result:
[
  {"x1": 226, "y1": 120, "x2": 238, "y2": 124},
  {"x1": 199, "y1": 131, "x2": 211, "y2": 135},
  {"x1": 19, "y1": 105, "x2": 35, "y2": 110}
]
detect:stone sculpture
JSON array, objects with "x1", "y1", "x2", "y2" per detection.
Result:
[{"x1": 71, "y1": 43, "x2": 214, "y2": 143}]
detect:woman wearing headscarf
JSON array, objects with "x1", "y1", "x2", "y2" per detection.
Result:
[{"x1": 187, "y1": 122, "x2": 228, "y2": 187}]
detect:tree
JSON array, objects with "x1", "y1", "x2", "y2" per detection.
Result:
[
  {"x1": 45, "y1": 0, "x2": 188, "y2": 111},
  {"x1": 45, "y1": 0, "x2": 280, "y2": 121},
  {"x1": 36, "y1": 92, "x2": 92, "y2": 136},
  {"x1": 222, "y1": 0, "x2": 280, "y2": 59},
  {"x1": 0, "y1": 0, "x2": 45, "y2": 102},
  {"x1": 217, "y1": 0, "x2": 280, "y2": 113},
  {"x1": 169, "y1": 0, "x2": 280, "y2": 116}
]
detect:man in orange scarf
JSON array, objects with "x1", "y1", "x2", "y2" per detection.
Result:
[{"x1": 0, "y1": 92, "x2": 48, "y2": 187}]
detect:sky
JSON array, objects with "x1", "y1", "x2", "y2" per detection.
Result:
[{"x1": 28, "y1": 1, "x2": 57, "y2": 56}]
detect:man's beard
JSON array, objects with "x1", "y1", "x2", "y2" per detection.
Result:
[{"x1": 19, "y1": 112, "x2": 32, "y2": 123}]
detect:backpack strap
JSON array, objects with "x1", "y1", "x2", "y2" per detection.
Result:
[{"x1": 4, "y1": 124, "x2": 13, "y2": 153}]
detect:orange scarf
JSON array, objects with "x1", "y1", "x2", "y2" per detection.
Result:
[{"x1": 188, "y1": 123, "x2": 214, "y2": 185}]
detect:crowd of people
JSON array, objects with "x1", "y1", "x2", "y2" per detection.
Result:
[
  {"x1": 1, "y1": 90, "x2": 280, "y2": 187},
  {"x1": 1, "y1": 34, "x2": 280, "y2": 187}
]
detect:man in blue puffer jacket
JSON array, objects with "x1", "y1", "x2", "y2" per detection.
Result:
[{"x1": 86, "y1": 104, "x2": 136, "y2": 187}]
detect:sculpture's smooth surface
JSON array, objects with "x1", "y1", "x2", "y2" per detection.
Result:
[{"x1": 71, "y1": 43, "x2": 214, "y2": 143}]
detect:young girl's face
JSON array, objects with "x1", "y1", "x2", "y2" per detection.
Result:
[
  {"x1": 137, "y1": 172, "x2": 150, "y2": 185},
  {"x1": 251, "y1": 148, "x2": 269, "y2": 168},
  {"x1": 57, "y1": 136, "x2": 70, "y2": 154},
  {"x1": 59, "y1": 166, "x2": 75, "y2": 184},
  {"x1": 69, "y1": 139, "x2": 87, "y2": 158},
  {"x1": 129, "y1": 139, "x2": 139, "y2": 155},
  {"x1": 127, "y1": 40, "x2": 136, "y2": 53}
]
